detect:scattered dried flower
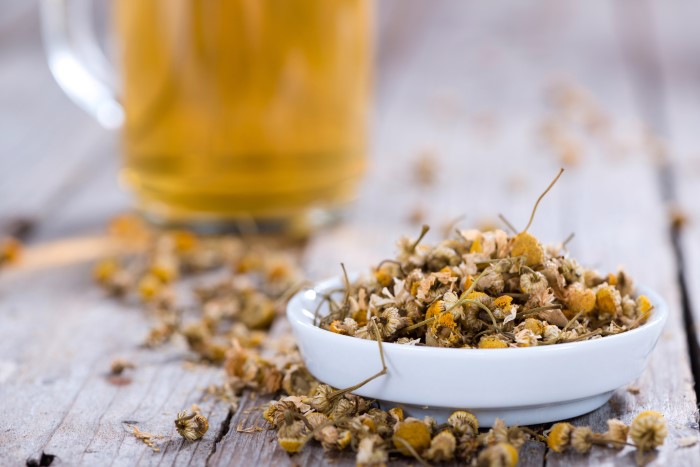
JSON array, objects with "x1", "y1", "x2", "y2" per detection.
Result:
[
  {"x1": 175, "y1": 407, "x2": 209, "y2": 441},
  {"x1": 392, "y1": 419, "x2": 431, "y2": 456},
  {"x1": 630, "y1": 411, "x2": 668, "y2": 452},
  {"x1": 477, "y1": 442, "x2": 519, "y2": 467},
  {"x1": 127, "y1": 425, "x2": 163, "y2": 452}
]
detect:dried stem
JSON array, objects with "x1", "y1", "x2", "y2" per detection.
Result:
[
  {"x1": 562, "y1": 232, "x2": 576, "y2": 248},
  {"x1": 403, "y1": 316, "x2": 436, "y2": 332},
  {"x1": 393, "y1": 436, "x2": 431, "y2": 467},
  {"x1": 498, "y1": 213, "x2": 518, "y2": 234},
  {"x1": 559, "y1": 309, "x2": 585, "y2": 341},
  {"x1": 329, "y1": 319, "x2": 387, "y2": 400},
  {"x1": 409, "y1": 225, "x2": 430, "y2": 252},
  {"x1": 522, "y1": 167, "x2": 564, "y2": 233}
]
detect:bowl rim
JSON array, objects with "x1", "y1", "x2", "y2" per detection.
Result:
[{"x1": 287, "y1": 277, "x2": 668, "y2": 355}]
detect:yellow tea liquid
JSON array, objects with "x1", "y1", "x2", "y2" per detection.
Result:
[{"x1": 114, "y1": 0, "x2": 370, "y2": 226}]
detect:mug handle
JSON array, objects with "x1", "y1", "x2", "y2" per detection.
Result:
[{"x1": 40, "y1": 0, "x2": 123, "y2": 128}]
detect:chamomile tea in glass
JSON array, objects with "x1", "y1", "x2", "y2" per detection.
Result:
[{"x1": 42, "y1": 0, "x2": 372, "y2": 232}]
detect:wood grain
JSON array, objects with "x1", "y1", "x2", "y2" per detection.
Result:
[
  {"x1": 646, "y1": 0, "x2": 700, "y2": 390},
  {"x1": 1, "y1": 0, "x2": 699, "y2": 466}
]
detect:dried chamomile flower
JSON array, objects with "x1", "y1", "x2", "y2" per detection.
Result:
[
  {"x1": 138, "y1": 274, "x2": 163, "y2": 302},
  {"x1": 263, "y1": 396, "x2": 311, "y2": 427},
  {"x1": 149, "y1": 255, "x2": 178, "y2": 283},
  {"x1": 519, "y1": 270, "x2": 547, "y2": 294},
  {"x1": 110, "y1": 358, "x2": 135, "y2": 375},
  {"x1": 546, "y1": 422, "x2": 574, "y2": 452},
  {"x1": 374, "y1": 308, "x2": 404, "y2": 338},
  {"x1": 522, "y1": 318, "x2": 545, "y2": 336},
  {"x1": 277, "y1": 421, "x2": 308, "y2": 453},
  {"x1": 307, "y1": 384, "x2": 335, "y2": 414},
  {"x1": 636, "y1": 295, "x2": 654, "y2": 321},
  {"x1": 595, "y1": 284, "x2": 622, "y2": 319},
  {"x1": 447, "y1": 410, "x2": 479, "y2": 437},
  {"x1": 570, "y1": 426, "x2": 594, "y2": 453},
  {"x1": 476, "y1": 268, "x2": 505, "y2": 295},
  {"x1": 424, "y1": 429, "x2": 457, "y2": 461},
  {"x1": 603, "y1": 419, "x2": 629, "y2": 448},
  {"x1": 426, "y1": 312, "x2": 462, "y2": 347},
  {"x1": 282, "y1": 364, "x2": 318, "y2": 396},
  {"x1": 510, "y1": 232, "x2": 545, "y2": 267},
  {"x1": 356, "y1": 434, "x2": 388, "y2": 466},
  {"x1": 481, "y1": 419, "x2": 528, "y2": 450},
  {"x1": 477, "y1": 442, "x2": 519, "y2": 467},
  {"x1": 565, "y1": 282, "x2": 596, "y2": 314},
  {"x1": 478, "y1": 335, "x2": 508, "y2": 349},
  {"x1": 331, "y1": 396, "x2": 358, "y2": 420},
  {"x1": 388, "y1": 407, "x2": 405, "y2": 424},
  {"x1": 514, "y1": 328, "x2": 539, "y2": 347},
  {"x1": 630, "y1": 411, "x2": 668, "y2": 452},
  {"x1": 93, "y1": 258, "x2": 119, "y2": 284},
  {"x1": 542, "y1": 324, "x2": 562, "y2": 343},
  {"x1": 175, "y1": 408, "x2": 209, "y2": 441},
  {"x1": 392, "y1": 419, "x2": 432, "y2": 456},
  {"x1": 0, "y1": 236, "x2": 21, "y2": 265}
]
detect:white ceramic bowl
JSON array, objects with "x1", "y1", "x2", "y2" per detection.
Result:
[{"x1": 287, "y1": 278, "x2": 668, "y2": 427}]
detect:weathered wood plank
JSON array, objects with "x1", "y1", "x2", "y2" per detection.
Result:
[
  {"x1": 0, "y1": 1, "x2": 113, "y2": 236},
  {"x1": 647, "y1": 0, "x2": 700, "y2": 386},
  {"x1": 0, "y1": 259, "x2": 230, "y2": 466}
]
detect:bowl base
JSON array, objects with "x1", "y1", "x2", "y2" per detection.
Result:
[{"x1": 378, "y1": 391, "x2": 613, "y2": 427}]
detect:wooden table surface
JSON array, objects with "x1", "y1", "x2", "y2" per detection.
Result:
[{"x1": 2, "y1": 1, "x2": 700, "y2": 465}]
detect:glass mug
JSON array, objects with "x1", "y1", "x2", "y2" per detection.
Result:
[{"x1": 41, "y1": 0, "x2": 371, "y2": 233}]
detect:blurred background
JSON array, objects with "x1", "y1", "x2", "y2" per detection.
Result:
[{"x1": 1, "y1": 0, "x2": 699, "y2": 278}]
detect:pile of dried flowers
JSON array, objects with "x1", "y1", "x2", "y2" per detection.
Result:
[
  {"x1": 92, "y1": 201, "x2": 667, "y2": 464},
  {"x1": 317, "y1": 223, "x2": 652, "y2": 348},
  {"x1": 264, "y1": 388, "x2": 667, "y2": 465},
  {"x1": 318, "y1": 170, "x2": 653, "y2": 348}
]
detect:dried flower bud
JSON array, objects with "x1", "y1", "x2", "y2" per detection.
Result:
[
  {"x1": 523, "y1": 318, "x2": 545, "y2": 336},
  {"x1": 542, "y1": 324, "x2": 561, "y2": 343},
  {"x1": 477, "y1": 442, "x2": 519, "y2": 467},
  {"x1": 307, "y1": 384, "x2": 334, "y2": 414},
  {"x1": 388, "y1": 407, "x2": 405, "y2": 424},
  {"x1": 93, "y1": 258, "x2": 119, "y2": 284},
  {"x1": 175, "y1": 409, "x2": 209, "y2": 441},
  {"x1": 510, "y1": 232, "x2": 545, "y2": 267},
  {"x1": 149, "y1": 255, "x2": 178, "y2": 283},
  {"x1": 337, "y1": 430, "x2": 353, "y2": 450},
  {"x1": 519, "y1": 270, "x2": 548, "y2": 294},
  {"x1": 630, "y1": 411, "x2": 668, "y2": 452},
  {"x1": 595, "y1": 285, "x2": 622, "y2": 319},
  {"x1": 356, "y1": 434, "x2": 388, "y2": 466},
  {"x1": 424, "y1": 430, "x2": 456, "y2": 461},
  {"x1": 603, "y1": 419, "x2": 629, "y2": 448},
  {"x1": 277, "y1": 421, "x2": 308, "y2": 453},
  {"x1": 570, "y1": 426, "x2": 594, "y2": 453},
  {"x1": 138, "y1": 274, "x2": 163, "y2": 302},
  {"x1": 392, "y1": 419, "x2": 431, "y2": 456},
  {"x1": 478, "y1": 335, "x2": 508, "y2": 349},
  {"x1": 547, "y1": 422, "x2": 574, "y2": 452},
  {"x1": 514, "y1": 329, "x2": 539, "y2": 347},
  {"x1": 565, "y1": 283, "x2": 596, "y2": 314},
  {"x1": 0, "y1": 236, "x2": 21, "y2": 265},
  {"x1": 110, "y1": 358, "x2": 135, "y2": 375},
  {"x1": 447, "y1": 410, "x2": 479, "y2": 437},
  {"x1": 636, "y1": 295, "x2": 653, "y2": 321}
]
